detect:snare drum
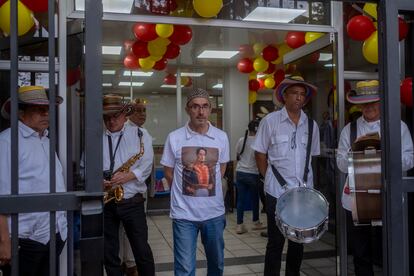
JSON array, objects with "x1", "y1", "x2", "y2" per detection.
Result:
[{"x1": 275, "y1": 187, "x2": 329, "y2": 243}]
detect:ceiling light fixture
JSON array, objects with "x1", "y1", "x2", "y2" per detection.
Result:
[
  {"x1": 197, "y1": 50, "x2": 239, "y2": 59},
  {"x1": 123, "y1": 71, "x2": 153, "y2": 77},
  {"x1": 118, "y1": 81, "x2": 144, "y2": 87},
  {"x1": 176, "y1": 72, "x2": 205, "y2": 77},
  {"x1": 102, "y1": 83, "x2": 113, "y2": 87},
  {"x1": 243, "y1": 7, "x2": 306, "y2": 23},
  {"x1": 102, "y1": 46, "x2": 122, "y2": 55},
  {"x1": 103, "y1": 70, "x2": 116, "y2": 75},
  {"x1": 212, "y1": 83, "x2": 223, "y2": 89},
  {"x1": 75, "y1": 0, "x2": 133, "y2": 13},
  {"x1": 324, "y1": 63, "x2": 335, "y2": 68},
  {"x1": 161, "y1": 84, "x2": 185, "y2": 88},
  {"x1": 318, "y1": 53, "x2": 333, "y2": 61}
]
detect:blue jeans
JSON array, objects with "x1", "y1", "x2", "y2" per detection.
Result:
[
  {"x1": 173, "y1": 215, "x2": 226, "y2": 276},
  {"x1": 236, "y1": 171, "x2": 260, "y2": 224}
]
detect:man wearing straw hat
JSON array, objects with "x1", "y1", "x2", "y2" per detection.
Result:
[
  {"x1": 161, "y1": 88, "x2": 230, "y2": 275},
  {"x1": 336, "y1": 80, "x2": 414, "y2": 275},
  {"x1": 252, "y1": 76, "x2": 320, "y2": 276},
  {"x1": 0, "y1": 86, "x2": 67, "y2": 275},
  {"x1": 101, "y1": 94, "x2": 155, "y2": 276}
]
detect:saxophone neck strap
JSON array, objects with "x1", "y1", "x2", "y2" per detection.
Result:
[{"x1": 108, "y1": 133, "x2": 123, "y2": 172}]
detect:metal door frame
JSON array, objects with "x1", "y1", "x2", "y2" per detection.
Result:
[{"x1": 0, "y1": 0, "x2": 104, "y2": 275}]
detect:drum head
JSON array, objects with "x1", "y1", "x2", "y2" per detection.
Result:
[{"x1": 276, "y1": 187, "x2": 328, "y2": 229}]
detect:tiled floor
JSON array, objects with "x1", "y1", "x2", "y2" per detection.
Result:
[{"x1": 147, "y1": 211, "x2": 355, "y2": 275}]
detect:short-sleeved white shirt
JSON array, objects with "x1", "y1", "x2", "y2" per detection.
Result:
[
  {"x1": 235, "y1": 136, "x2": 259, "y2": 175},
  {"x1": 161, "y1": 122, "x2": 230, "y2": 221},
  {"x1": 0, "y1": 122, "x2": 67, "y2": 244},
  {"x1": 252, "y1": 107, "x2": 320, "y2": 198}
]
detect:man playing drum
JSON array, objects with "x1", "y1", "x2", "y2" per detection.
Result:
[
  {"x1": 336, "y1": 80, "x2": 414, "y2": 275},
  {"x1": 252, "y1": 76, "x2": 320, "y2": 276}
]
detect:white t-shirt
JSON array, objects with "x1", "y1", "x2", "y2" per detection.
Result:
[
  {"x1": 252, "y1": 107, "x2": 320, "y2": 198},
  {"x1": 161, "y1": 122, "x2": 230, "y2": 221},
  {"x1": 235, "y1": 135, "x2": 259, "y2": 175}
]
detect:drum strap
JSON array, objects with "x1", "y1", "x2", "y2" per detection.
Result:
[
  {"x1": 350, "y1": 120, "x2": 357, "y2": 144},
  {"x1": 271, "y1": 117, "x2": 314, "y2": 188}
]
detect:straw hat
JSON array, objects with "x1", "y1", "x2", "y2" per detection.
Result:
[
  {"x1": 274, "y1": 76, "x2": 317, "y2": 105},
  {"x1": 103, "y1": 94, "x2": 133, "y2": 116},
  {"x1": 346, "y1": 80, "x2": 380, "y2": 104},
  {"x1": 1, "y1": 86, "x2": 63, "y2": 119}
]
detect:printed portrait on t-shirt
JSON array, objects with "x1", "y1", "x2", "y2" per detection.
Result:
[{"x1": 181, "y1": 146, "x2": 218, "y2": 197}]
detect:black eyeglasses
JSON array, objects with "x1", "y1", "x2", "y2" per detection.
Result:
[
  {"x1": 190, "y1": 104, "x2": 210, "y2": 111},
  {"x1": 291, "y1": 131, "x2": 297, "y2": 149}
]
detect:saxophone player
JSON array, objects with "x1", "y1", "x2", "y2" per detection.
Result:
[{"x1": 102, "y1": 94, "x2": 155, "y2": 276}]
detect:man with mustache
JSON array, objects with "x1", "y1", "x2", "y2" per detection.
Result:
[
  {"x1": 337, "y1": 80, "x2": 414, "y2": 275},
  {"x1": 252, "y1": 76, "x2": 320, "y2": 276},
  {"x1": 0, "y1": 86, "x2": 67, "y2": 276}
]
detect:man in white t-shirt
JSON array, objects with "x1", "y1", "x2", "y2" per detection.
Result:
[
  {"x1": 252, "y1": 76, "x2": 320, "y2": 276},
  {"x1": 161, "y1": 88, "x2": 230, "y2": 276}
]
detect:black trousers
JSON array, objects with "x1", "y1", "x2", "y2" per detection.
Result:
[
  {"x1": 1, "y1": 233, "x2": 65, "y2": 276},
  {"x1": 346, "y1": 210, "x2": 381, "y2": 276},
  {"x1": 104, "y1": 195, "x2": 155, "y2": 276},
  {"x1": 264, "y1": 193, "x2": 303, "y2": 276}
]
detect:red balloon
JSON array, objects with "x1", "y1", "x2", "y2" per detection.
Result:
[
  {"x1": 123, "y1": 54, "x2": 139, "y2": 69},
  {"x1": 124, "y1": 40, "x2": 135, "y2": 53},
  {"x1": 153, "y1": 58, "x2": 168, "y2": 71},
  {"x1": 185, "y1": 77, "x2": 193, "y2": 87},
  {"x1": 169, "y1": 25, "x2": 192, "y2": 45},
  {"x1": 164, "y1": 43, "x2": 180, "y2": 59},
  {"x1": 346, "y1": 15, "x2": 376, "y2": 41},
  {"x1": 132, "y1": 40, "x2": 150, "y2": 58},
  {"x1": 164, "y1": 74, "x2": 176, "y2": 85},
  {"x1": 258, "y1": 78, "x2": 265, "y2": 90},
  {"x1": 309, "y1": 52, "x2": 320, "y2": 64},
  {"x1": 249, "y1": 79, "x2": 260, "y2": 91},
  {"x1": 274, "y1": 69, "x2": 285, "y2": 85},
  {"x1": 262, "y1": 45, "x2": 279, "y2": 62},
  {"x1": 237, "y1": 58, "x2": 254, "y2": 74},
  {"x1": 285, "y1": 32, "x2": 306, "y2": 49},
  {"x1": 67, "y1": 67, "x2": 81, "y2": 86},
  {"x1": 239, "y1": 44, "x2": 254, "y2": 58},
  {"x1": 401, "y1": 77, "x2": 413, "y2": 107},
  {"x1": 133, "y1": 23, "x2": 158, "y2": 42},
  {"x1": 399, "y1": 17, "x2": 409, "y2": 41},
  {"x1": 264, "y1": 63, "x2": 276, "y2": 74},
  {"x1": 21, "y1": 0, "x2": 48, "y2": 12}
]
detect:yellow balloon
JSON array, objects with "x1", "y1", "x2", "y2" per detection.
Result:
[
  {"x1": 156, "y1": 24, "x2": 174, "y2": 38},
  {"x1": 253, "y1": 43, "x2": 265, "y2": 56},
  {"x1": 264, "y1": 77, "x2": 275, "y2": 89},
  {"x1": 180, "y1": 76, "x2": 189, "y2": 85},
  {"x1": 0, "y1": 0, "x2": 34, "y2": 36},
  {"x1": 363, "y1": 3, "x2": 377, "y2": 20},
  {"x1": 170, "y1": 0, "x2": 194, "y2": 17},
  {"x1": 248, "y1": 91, "x2": 257, "y2": 104},
  {"x1": 273, "y1": 44, "x2": 292, "y2": 64},
  {"x1": 305, "y1": 32, "x2": 324, "y2": 44},
  {"x1": 148, "y1": 39, "x2": 168, "y2": 57},
  {"x1": 362, "y1": 31, "x2": 378, "y2": 64},
  {"x1": 249, "y1": 72, "x2": 257, "y2": 80},
  {"x1": 253, "y1": 57, "x2": 269, "y2": 73},
  {"x1": 193, "y1": 0, "x2": 223, "y2": 18},
  {"x1": 148, "y1": 55, "x2": 163, "y2": 62},
  {"x1": 139, "y1": 57, "x2": 155, "y2": 70}
]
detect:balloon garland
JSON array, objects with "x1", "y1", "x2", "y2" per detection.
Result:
[
  {"x1": 346, "y1": 3, "x2": 409, "y2": 64},
  {"x1": 124, "y1": 23, "x2": 193, "y2": 71}
]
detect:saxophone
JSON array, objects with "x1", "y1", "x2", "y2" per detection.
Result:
[{"x1": 104, "y1": 129, "x2": 145, "y2": 204}]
